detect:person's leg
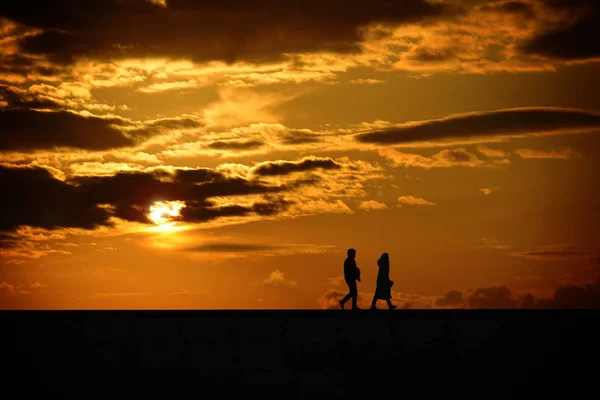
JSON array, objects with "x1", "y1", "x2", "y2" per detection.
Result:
[
  {"x1": 340, "y1": 281, "x2": 354, "y2": 308},
  {"x1": 386, "y1": 299, "x2": 397, "y2": 309},
  {"x1": 349, "y1": 281, "x2": 359, "y2": 309},
  {"x1": 371, "y1": 293, "x2": 378, "y2": 309}
]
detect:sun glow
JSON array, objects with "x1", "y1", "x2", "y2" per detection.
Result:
[{"x1": 149, "y1": 200, "x2": 186, "y2": 225}]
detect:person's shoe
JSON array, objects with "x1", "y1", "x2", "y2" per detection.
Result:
[
  {"x1": 339, "y1": 300, "x2": 344, "y2": 309},
  {"x1": 371, "y1": 304, "x2": 378, "y2": 310},
  {"x1": 388, "y1": 304, "x2": 398, "y2": 310},
  {"x1": 351, "y1": 306, "x2": 361, "y2": 310}
]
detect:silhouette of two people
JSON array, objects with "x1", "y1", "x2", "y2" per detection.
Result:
[{"x1": 339, "y1": 248, "x2": 397, "y2": 310}]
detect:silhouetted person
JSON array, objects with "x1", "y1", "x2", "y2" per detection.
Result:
[
  {"x1": 340, "y1": 248, "x2": 361, "y2": 310},
  {"x1": 371, "y1": 253, "x2": 397, "y2": 310}
]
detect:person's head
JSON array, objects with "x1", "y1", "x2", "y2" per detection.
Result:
[
  {"x1": 347, "y1": 248, "x2": 356, "y2": 259},
  {"x1": 379, "y1": 253, "x2": 389, "y2": 263}
]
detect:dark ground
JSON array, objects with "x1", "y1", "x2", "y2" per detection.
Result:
[{"x1": 2, "y1": 310, "x2": 598, "y2": 398}]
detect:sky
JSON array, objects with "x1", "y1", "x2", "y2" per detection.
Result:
[{"x1": 1, "y1": 0, "x2": 599, "y2": 309}]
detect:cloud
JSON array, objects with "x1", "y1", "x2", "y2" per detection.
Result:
[
  {"x1": 253, "y1": 156, "x2": 341, "y2": 176},
  {"x1": 328, "y1": 276, "x2": 346, "y2": 287},
  {"x1": 480, "y1": 238, "x2": 511, "y2": 250},
  {"x1": 2, "y1": 0, "x2": 597, "y2": 95},
  {"x1": 467, "y1": 286, "x2": 519, "y2": 309},
  {"x1": 434, "y1": 290, "x2": 465, "y2": 308},
  {"x1": 207, "y1": 139, "x2": 264, "y2": 150},
  {"x1": 354, "y1": 0, "x2": 600, "y2": 75},
  {"x1": 0, "y1": 282, "x2": 16, "y2": 296},
  {"x1": 514, "y1": 147, "x2": 583, "y2": 160},
  {"x1": 479, "y1": 1, "x2": 536, "y2": 19},
  {"x1": 1, "y1": 0, "x2": 452, "y2": 65},
  {"x1": 0, "y1": 281, "x2": 46, "y2": 297},
  {"x1": 510, "y1": 249, "x2": 597, "y2": 262},
  {"x1": 536, "y1": 278, "x2": 600, "y2": 309},
  {"x1": 0, "y1": 109, "x2": 136, "y2": 151},
  {"x1": 356, "y1": 107, "x2": 600, "y2": 145},
  {"x1": 1, "y1": 82, "x2": 128, "y2": 112},
  {"x1": 476, "y1": 145, "x2": 509, "y2": 159},
  {"x1": 148, "y1": 0, "x2": 166, "y2": 7},
  {"x1": 203, "y1": 88, "x2": 293, "y2": 128},
  {"x1": 397, "y1": 196, "x2": 436, "y2": 206},
  {"x1": 358, "y1": 200, "x2": 388, "y2": 211},
  {"x1": 520, "y1": 0, "x2": 600, "y2": 62},
  {"x1": 466, "y1": 286, "x2": 535, "y2": 309},
  {"x1": 0, "y1": 163, "x2": 118, "y2": 232},
  {"x1": 348, "y1": 78, "x2": 384, "y2": 84},
  {"x1": 136, "y1": 80, "x2": 200, "y2": 93},
  {"x1": 157, "y1": 123, "x2": 328, "y2": 159},
  {"x1": 379, "y1": 148, "x2": 489, "y2": 168},
  {"x1": 479, "y1": 188, "x2": 494, "y2": 195},
  {"x1": 182, "y1": 242, "x2": 277, "y2": 253},
  {"x1": 263, "y1": 269, "x2": 298, "y2": 288},
  {"x1": 0, "y1": 163, "x2": 288, "y2": 232},
  {"x1": 319, "y1": 289, "x2": 346, "y2": 309},
  {"x1": 0, "y1": 83, "x2": 61, "y2": 110},
  {"x1": 279, "y1": 129, "x2": 324, "y2": 145},
  {"x1": 0, "y1": 151, "x2": 386, "y2": 262},
  {"x1": 179, "y1": 240, "x2": 337, "y2": 258},
  {"x1": 288, "y1": 199, "x2": 354, "y2": 216}
]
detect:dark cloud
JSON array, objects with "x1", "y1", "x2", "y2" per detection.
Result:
[
  {"x1": 480, "y1": 1, "x2": 535, "y2": 18},
  {"x1": 0, "y1": 164, "x2": 113, "y2": 232},
  {"x1": 144, "y1": 117, "x2": 203, "y2": 131},
  {"x1": 251, "y1": 196, "x2": 295, "y2": 216},
  {"x1": 355, "y1": 107, "x2": 600, "y2": 144},
  {"x1": 0, "y1": 163, "x2": 289, "y2": 233},
  {"x1": 518, "y1": 293, "x2": 535, "y2": 309},
  {"x1": 0, "y1": 0, "x2": 456, "y2": 65},
  {"x1": 520, "y1": 0, "x2": 600, "y2": 61},
  {"x1": 410, "y1": 47, "x2": 456, "y2": 62},
  {"x1": 0, "y1": 54, "x2": 65, "y2": 83},
  {"x1": 180, "y1": 195, "x2": 294, "y2": 222},
  {"x1": 173, "y1": 168, "x2": 226, "y2": 184},
  {"x1": 0, "y1": 84, "x2": 61, "y2": 110},
  {"x1": 536, "y1": 278, "x2": 600, "y2": 309},
  {"x1": 178, "y1": 203, "x2": 252, "y2": 223},
  {"x1": 254, "y1": 157, "x2": 341, "y2": 176},
  {"x1": 0, "y1": 109, "x2": 134, "y2": 151},
  {"x1": 183, "y1": 242, "x2": 279, "y2": 253},
  {"x1": 467, "y1": 286, "x2": 519, "y2": 309},
  {"x1": 280, "y1": 130, "x2": 324, "y2": 145},
  {"x1": 434, "y1": 290, "x2": 465, "y2": 307},
  {"x1": 0, "y1": 232, "x2": 18, "y2": 248},
  {"x1": 435, "y1": 286, "x2": 536, "y2": 309},
  {"x1": 73, "y1": 171, "x2": 282, "y2": 205},
  {"x1": 207, "y1": 139, "x2": 264, "y2": 150}
]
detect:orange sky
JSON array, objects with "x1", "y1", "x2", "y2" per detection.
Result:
[{"x1": 1, "y1": 0, "x2": 599, "y2": 309}]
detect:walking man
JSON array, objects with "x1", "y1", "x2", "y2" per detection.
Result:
[{"x1": 340, "y1": 248, "x2": 361, "y2": 310}]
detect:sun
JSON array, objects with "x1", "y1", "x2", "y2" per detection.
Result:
[{"x1": 149, "y1": 200, "x2": 186, "y2": 225}]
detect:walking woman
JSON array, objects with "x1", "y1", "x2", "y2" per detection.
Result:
[{"x1": 371, "y1": 253, "x2": 397, "y2": 310}]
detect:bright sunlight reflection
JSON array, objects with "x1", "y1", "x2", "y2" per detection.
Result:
[{"x1": 148, "y1": 201, "x2": 186, "y2": 232}]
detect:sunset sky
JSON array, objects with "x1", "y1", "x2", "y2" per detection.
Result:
[{"x1": 1, "y1": 0, "x2": 599, "y2": 309}]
